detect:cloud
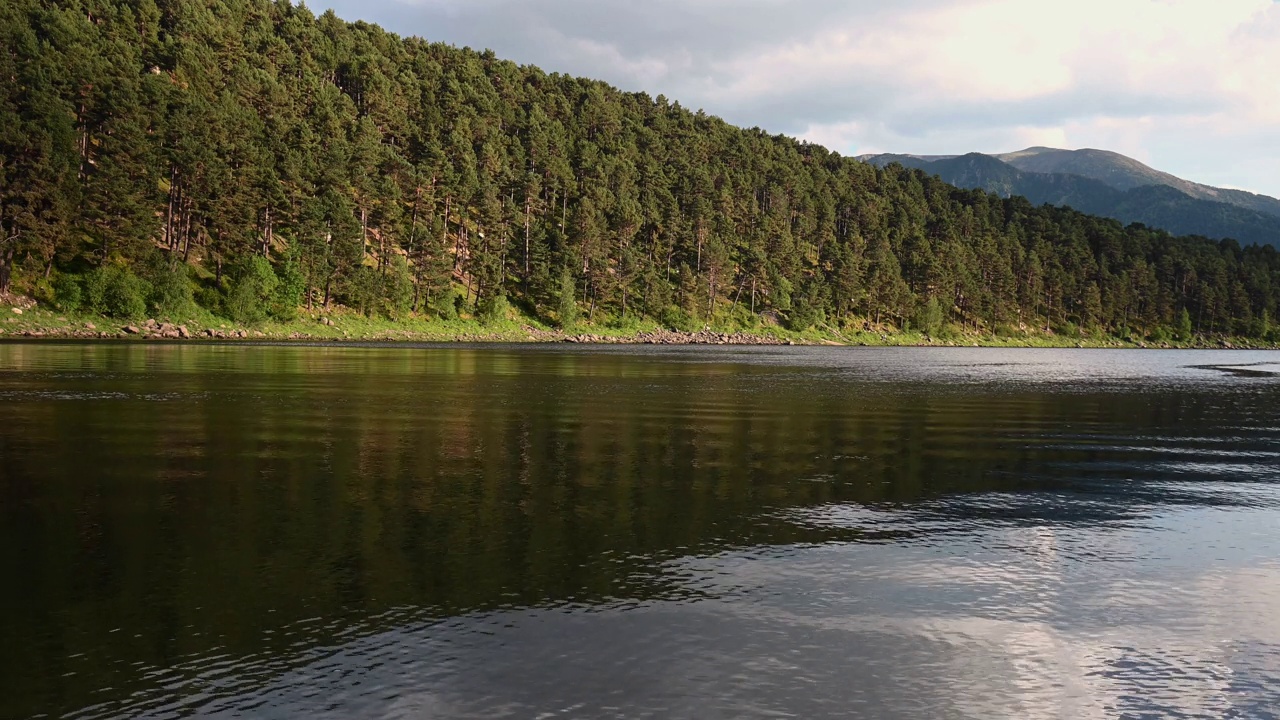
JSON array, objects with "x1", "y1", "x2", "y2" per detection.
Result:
[{"x1": 313, "y1": 0, "x2": 1280, "y2": 196}]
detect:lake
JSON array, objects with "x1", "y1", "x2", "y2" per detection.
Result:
[{"x1": 2, "y1": 343, "x2": 1279, "y2": 719}]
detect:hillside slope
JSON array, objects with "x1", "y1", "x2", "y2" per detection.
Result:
[
  {"x1": 859, "y1": 152, "x2": 1280, "y2": 247},
  {"x1": 1, "y1": 0, "x2": 1277, "y2": 339},
  {"x1": 995, "y1": 147, "x2": 1280, "y2": 219}
]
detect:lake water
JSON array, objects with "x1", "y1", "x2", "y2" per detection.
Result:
[{"x1": 2, "y1": 343, "x2": 1279, "y2": 719}]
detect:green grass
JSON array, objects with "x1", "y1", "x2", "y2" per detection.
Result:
[{"x1": 1, "y1": 300, "x2": 1276, "y2": 349}]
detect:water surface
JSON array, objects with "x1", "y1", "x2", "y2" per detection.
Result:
[{"x1": 2, "y1": 343, "x2": 1279, "y2": 719}]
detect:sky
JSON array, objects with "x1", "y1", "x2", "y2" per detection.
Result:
[{"x1": 312, "y1": 0, "x2": 1280, "y2": 198}]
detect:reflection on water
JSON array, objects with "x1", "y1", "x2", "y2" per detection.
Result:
[{"x1": 1, "y1": 343, "x2": 1278, "y2": 719}]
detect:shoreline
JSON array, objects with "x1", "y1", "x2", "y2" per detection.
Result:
[{"x1": 2, "y1": 306, "x2": 1277, "y2": 350}]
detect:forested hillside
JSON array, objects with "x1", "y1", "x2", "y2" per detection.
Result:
[{"x1": 2, "y1": 0, "x2": 1278, "y2": 339}]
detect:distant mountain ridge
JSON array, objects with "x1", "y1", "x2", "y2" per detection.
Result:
[{"x1": 857, "y1": 148, "x2": 1280, "y2": 248}]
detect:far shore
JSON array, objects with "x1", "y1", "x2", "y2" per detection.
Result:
[{"x1": 2, "y1": 303, "x2": 1276, "y2": 350}]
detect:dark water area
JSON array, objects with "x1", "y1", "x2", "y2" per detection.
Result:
[{"x1": 2, "y1": 343, "x2": 1279, "y2": 719}]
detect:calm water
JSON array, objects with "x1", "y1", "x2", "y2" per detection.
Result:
[{"x1": 2, "y1": 343, "x2": 1279, "y2": 719}]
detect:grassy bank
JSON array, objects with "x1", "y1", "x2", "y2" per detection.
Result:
[{"x1": 2, "y1": 300, "x2": 1277, "y2": 350}]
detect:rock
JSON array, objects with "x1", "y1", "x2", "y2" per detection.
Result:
[
  {"x1": 123, "y1": 325, "x2": 140, "y2": 334},
  {"x1": 11, "y1": 307, "x2": 21, "y2": 315},
  {"x1": 177, "y1": 325, "x2": 190, "y2": 338},
  {"x1": 159, "y1": 322, "x2": 175, "y2": 333},
  {"x1": 144, "y1": 318, "x2": 158, "y2": 329},
  {"x1": 205, "y1": 329, "x2": 216, "y2": 337},
  {"x1": 85, "y1": 322, "x2": 96, "y2": 330}
]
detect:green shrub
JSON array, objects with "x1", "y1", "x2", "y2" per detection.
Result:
[
  {"x1": 52, "y1": 273, "x2": 82, "y2": 313},
  {"x1": 341, "y1": 266, "x2": 381, "y2": 317},
  {"x1": 477, "y1": 290, "x2": 510, "y2": 324},
  {"x1": 1254, "y1": 309, "x2": 1272, "y2": 340},
  {"x1": 85, "y1": 265, "x2": 149, "y2": 319},
  {"x1": 271, "y1": 260, "x2": 306, "y2": 321},
  {"x1": 1175, "y1": 308, "x2": 1193, "y2": 342},
  {"x1": 383, "y1": 256, "x2": 415, "y2": 319},
  {"x1": 225, "y1": 255, "x2": 280, "y2": 324},
  {"x1": 430, "y1": 287, "x2": 462, "y2": 321},
  {"x1": 912, "y1": 296, "x2": 944, "y2": 336},
  {"x1": 786, "y1": 304, "x2": 825, "y2": 332},
  {"x1": 556, "y1": 268, "x2": 579, "y2": 328},
  {"x1": 145, "y1": 261, "x2": 195, "y2": 317},
  {"x1": 604, "y1": 312, "x2": 645, "y2": 331},
  {"x1": 659, "y1": 304, "x2": 695, "y2": 331},
  {"x1": 195, "y1": 285, "x2": 224, "y2": 315}
]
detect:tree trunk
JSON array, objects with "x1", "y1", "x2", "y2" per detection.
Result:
[
  {"x1": 523, "y1": 196, "x2": 531, "y2": 285},
  {"x1": 360, "y1": 207, "x2": 369, "y2": 259},
  {"x1": 409, "y1": 185, "x2": 422, "y2": 311},
  {"x1": 166, "y1": 167, "x2": 179, "y2": 250},
  {"x1": 707, "y1": 269, "x2": 715, "y2": 319},
  {"x1": 0, "y1": 244, "x2": 14, "y2": 295},
  {"x1": 262, "y1": 206, "x2": 273, "y2": 259}
]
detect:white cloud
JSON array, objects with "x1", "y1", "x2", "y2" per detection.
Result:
[{"x1": 316, "y1": 0, "x2": 1280, "y2": 197}]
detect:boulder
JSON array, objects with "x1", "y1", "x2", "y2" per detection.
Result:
[
  {"x1": 177, "y1": 325, "x2": 190, "y2": 338},
  {"x1": 84, "y1": 322, "x2": 96, "y2": 330},
  {"x1": 10, "y1": 307, "x2": 21, "y2": 315},
  {"x1": 123, "y1": 325, "x2": 140, "y2": 334}
]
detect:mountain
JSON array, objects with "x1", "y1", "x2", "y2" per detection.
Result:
[
  {"x1": 995, "y1": 147, "x2": 1280, "y2": 219},
  {"x1": 2, "y1": 0, "x2": 1278, "y2": 341},
  {"x1": 858, "y1": 150, "x2": 1280, "y2": 247}
]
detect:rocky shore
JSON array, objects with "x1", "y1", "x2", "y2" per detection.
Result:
[
  {"x1": 3, "y1": 302, "x2": 1276, "y2": 349},
  {"x1": 543, "y1": 328, "x2": 792, "y2": 345},
  {"x1": 1, "y1": 307, "x2": 799, "y2": 345}
]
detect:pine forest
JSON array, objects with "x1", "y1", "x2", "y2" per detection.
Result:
[{"x1": 2, "y1": 0, "x2": 1279, "y2": 342}]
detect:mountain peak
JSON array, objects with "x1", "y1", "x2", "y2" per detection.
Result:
[{"x1": 858, "y1": 148, "x2": 1280, "y2": 247}]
